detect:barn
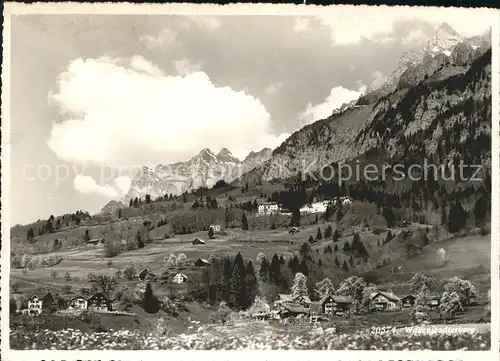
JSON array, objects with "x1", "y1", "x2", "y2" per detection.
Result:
[
  {"x1": 195, "y1": 258, "x2": 210, "y2": 267},
  {"x1": 192, "y1": 238, "x2": 206, "y2": 245}
]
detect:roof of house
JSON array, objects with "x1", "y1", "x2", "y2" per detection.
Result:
[
  {"x1": 402, "y1": 294, "x2": 417, "y2": 299},
  {"x1": 173, "y1": 272, "x2": 188, "y2": 279},
  {"x1": 371, "y1": 291, "x2": 401, "y2": 302},
  {"x1": 281, "y1": 302, "x2": 308, "y2": 314},
  {"x1": 69, "y1": 295, "x2": 87, "y2": 302},
  {"x1": 278, "y1": 294, "x2": 294, "y2": 302},
  {"x1": 193, "y1": 238, "x2": 206, "y2": 243},
  {"x1": 196, "y1": 258, "x2": 210, "y2": 264},
  {"x1": 296, "y1": 295, "x2": 312, "y2": 304},
  {"x1": 88, "y1": 292, "x2": 110, "y2": 301},
  {"x1": 29, "y1": 294, "x2": 40, "y2": 301},
  {"x1": 320, "y1": 294, "x2": 354, "y2": 304}
]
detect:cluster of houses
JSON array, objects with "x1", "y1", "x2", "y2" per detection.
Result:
[
  {"x1": 265, "y1": 291, "x2": 443, "y2": 320},
  {"x1": 257, "y1": 197, "x2": 354, "y2": 217},
  {"x1": 18, "y1": 292, "x2": 113, "y2": 316}
]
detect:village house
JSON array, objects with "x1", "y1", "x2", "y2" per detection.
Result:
[
  {"x1": 209, "y1": 224, "x2": 221, "y2": 233},
  {"x1": 289, "y1": 227, "x2": 300, "y2": 234},
  {"x1": 428, "y1": 294, "x2": 441, "y2": 308},
  {"x1": 277, "y1": 302, "x2": 309, "y2": 318},
  {"x1": 68, "y1": 295, "x2": 88, "y2": 310},
  {"x1": 369, "y1": 291, "x2": 402, "y2": 311},
  {"x1": 401, "y1": 294, "x2": 417, "y2": 308},
  {"x1": 194, "y1": 258, "x2": 210, "y2": 267},
  {"x1": 258, "y1": 202, "x2": 280, "y2": 216},
  {"x1": 192, "y1": 238, "x2": 206, "y2": 245},
  {"x1": 28, "y1": 295, "x2": 43, "y2": 315},
  {"x1": 280, "y1": 208, "x2": 292, "y2": 216},
  {"x1": 320, "y1": 294, "x2": 354, "y2": 315},
  {"x1": 87, "y1": 292, "x2": 112, "y2": 312},
  {"x1": 172, "y1": 272, "x2": 188, "y2": 284}
]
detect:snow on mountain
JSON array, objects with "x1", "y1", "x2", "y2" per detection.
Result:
[
  {"x1": 358, "y1": 22, "x2": 488, "y2": 105},
  {"x1": 116, "y1": 147, "x2": 272, "y2": 205},
  {"x1": 425, "y1": 22, "x2": 464, "y2": 57}
]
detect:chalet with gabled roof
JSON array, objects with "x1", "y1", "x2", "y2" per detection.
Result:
[
  {"x1": 320, "y1": 294, "x2": 353, "y2": 315},
  {"x1": 87, "y1": 292, "x2": 112, "y2": 312},
  {"x1": 172, "y1": 272, "x2": 188, "y2": 284},
  {"x1": 28, "y1": 295, "x2": 43, "y2": 315},
  {"x1": 192, "y1": 238, "x2": 206, "y2": 245},
  {"x1": 370, "y1": 291, "x2": 402, "y2": 311},
  {"x1": 194, "y1": 258, "x2": 210, "y2": 267},
  {"x1": 401, "y1": 294, "x2": 417, "y2": 308},
  {"x1": 68, "y1": 295, "x2": 88, "y2": 310}
]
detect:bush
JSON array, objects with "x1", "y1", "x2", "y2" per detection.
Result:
[
  {"x1": 63, "y1": 285, "x2": 72, "y2": 294},
  {"x1": 123, "y1": 265, "x2": 136, "y2": 280},
  {"x1": 64, "y1": 272, "x2": 72, "y2": 281},
  {"x1": 51, "y1": 271, "x2": 58, "y2": 279}
]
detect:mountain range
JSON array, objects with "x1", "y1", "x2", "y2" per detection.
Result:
[{"x1": 102, "y1": 23, "x2": 491, "y2": 213}]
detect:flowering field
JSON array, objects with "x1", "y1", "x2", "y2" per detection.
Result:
[{"x1": 10, "y1": 324, "x2": 490, "y2": 350}]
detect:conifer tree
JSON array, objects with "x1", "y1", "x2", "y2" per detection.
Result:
[
  {"x1": 342, "y1": 260, "x2": 349, "y2": 271},
  {"x1": 229, "y1": 253, "x2": 247, "y2": 309},
  {"x1": 143, "y1": 281, "x2": 159, "y2": 313},
  {"x1": 269, "y1": 254, "x2": 282, "y2": 285},
  {"x1": 259, "y1": 257, "x2": 270, "y2": 283},
  {"x1": 316, "y1": 227, "x2": 323, "y2": 241},
  {"x1": 242, "y1": 213, "x2": 249, "y2": 231},
  {"x1": 245, "y1": 261, "x2": 257, "y2": 308}
]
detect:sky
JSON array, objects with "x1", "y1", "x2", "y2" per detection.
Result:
[{"x1": 7, "y1": 7, "x2": 493, "y2": 225}]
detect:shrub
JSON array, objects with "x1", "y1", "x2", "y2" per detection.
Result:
[
  {"x1": 123, "y1": 265, "x2": 136, "y2": 280},
  {"x1": 51, "y1": 271, "x2": 58, "y2": 279},
  {"x1": 63, "y1": 285, "x2": 72, "y2": 294},
  {"x1": 107, "y1": 260, "x2": 113, "y2": 268},
  {"x1": 64, "y1": 272, "x2": 72, "y2": 281}
]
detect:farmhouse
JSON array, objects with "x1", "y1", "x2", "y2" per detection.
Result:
[
  {"x1": 276, "y1": 302, "x2": 309, "y2": 318},
  {"x1": 172, "y1": 272, "x2": 188, "y2": 284},
  {"x1": 87, "y1": 292, "x2": 112, "y2": 312},
  {"x1": 428, "y1": 294, "x2": 441, "y2": 308},
  {"x1": 195, "y1": 258, "x2": 210, "y2": 267},
  {"x1": 209, "y1": 224, "x2": 221, "y2": 233},
  {"x1": 369, "y1": 291, "x2": 402, "y2": 311},
  {"x1": 275, "y1": 294, "x2": 312, "y2": 309},
  {"x1": 320, "y1": 294, "x2": 353, "y2": 315},
  {"x1": 68, "y1": 296, "x2": 88, "y2": 310},
  {"x1": 192, "y1": 238, "x2": 206, "y2": 245},
  {"x1": 401, "y1": 294, "x2": 417, "y2": 308},
  {"x1": 28, "y1": 295, "x2": 43, "y2": 315},
  {"x1": 258, "y1": 202, "x2": 280, "y2": 216},
  {"x1": 289, "y1": 227, "x2": 300, "y2": 234},
  {"x1": 280, "y1": 208, "x2": 292, "y2": 216}
]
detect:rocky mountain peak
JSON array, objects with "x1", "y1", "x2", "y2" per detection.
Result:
[
  {"x1": 216, "y1": 148, "x2": 241, "y2": 164},
  {"x1": 426, "y1": 23, "x2": 463, "y2": 56}
]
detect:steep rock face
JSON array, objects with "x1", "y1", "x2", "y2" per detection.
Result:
[
  {"x1": 356, "y1": 48, "x2": 491, "y2": 176},
  {"x1": 358, "y1": 23, "x2": 488, "y2": 105},
  {"x1": 121, "y1": 148, "x2": 272, "y2": 203},
  {"x1": 242, "y1": 47, "x2": 491, "y2": 194}
]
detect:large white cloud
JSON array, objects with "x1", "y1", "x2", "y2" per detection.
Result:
[
  {"x1": 48, "y1": 56, "x2": 288, "y2": 167},
  {"x1": 73, "y1": 175, "x2": 118, "y2": 197},
  {"x1": 299, "y1": 85, "x2": 365, "y2": 125}
]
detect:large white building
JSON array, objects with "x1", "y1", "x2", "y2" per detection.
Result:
[
  {"x1": 299, "y1": 197, "x2": 353, "y2": 215},
  {"x1": 258, "y1": 202, "x2": 280, "y2": 216}
]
